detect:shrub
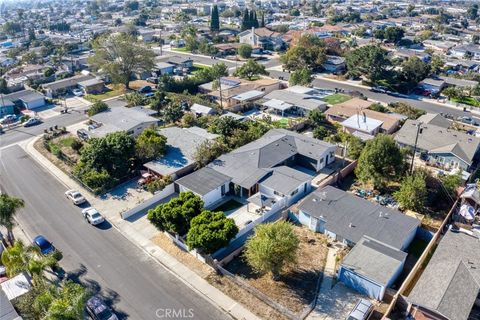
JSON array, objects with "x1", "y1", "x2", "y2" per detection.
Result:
[{"x1": 87, "y1": 101, "x2": 109, "y2": 117}]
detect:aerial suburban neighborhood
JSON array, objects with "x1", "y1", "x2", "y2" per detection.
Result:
[{"x1": 1, "y1": 0, "x2": 480, "y2": 319}]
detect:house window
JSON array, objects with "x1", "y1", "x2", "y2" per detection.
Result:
[
  {"x1": 274, "y1": 190, "x2": 284, "y2": 197},
  {"x1": 127, "y1": 130, "x2": 134, "y2": 135},
  {"x1": 319, "y1": 157, "x2": 324, "y2": 163},
  {"x1": 291, "y1": 189, "x2": 298, "y2": 196}
]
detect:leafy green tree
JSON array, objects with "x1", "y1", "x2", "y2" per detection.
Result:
[
  {"x1": 244, "y1": 221, "x2": 299, "y2": 279},
  {"x1": 439, "y1": 172, "x2": 462, "y2": 201},
  {"x1": 0, "y1": 194, "x2": 24, "y2": 244},
  {"x1": 394, "y1": 171, "x2": 428, "y2": 211},
  {"x1": 193, "y1": 140, "x2": 229, "y2": 168},
  {"x1": 467, "y1": 4, "x2": 479, "y2": 20},
  {"x1": 340, "y1": 133, "x2": 365, "y2": 160},
  {"x1": 43, "y1": 68, "x2": 54, "y2": 77},
  {"x1": 33, "y1": 280, "x2": 89, "y2": 320},
  {"x1": 289, "y1": 67, "x2": 313, "y2": 86},
  {"x1": 442, "y1": 86, "x2": 461, "y2": 100},
  {"x1": 238, "y1": 44, "x2": 252, "y2": 59},
  {"x1": 186, "y1": 211, "x2": 238, "y2": 254},
  {"x1": 355, "y1": 134, "x2": 406, "y2": 189},
  {"x1": 399, "y1": 56, "x2": 431, "y2": 91},
  {"x1": 89, "y1": 33, "x2": 155, "y2": 89},
  {"x1": 345, "y1": 45, "x2": 390, "y2": 83},
  {"x1": 74, "y1": 132, "x2": 136, "y2": 193},
  {"x1": 234, "y1": 59, "x2": 268, "y2": 80},
  {"x1": 281, "y1": 34, "x2": 326, "y2": 71},
  {"x1": 384, "y1": 26, "x2": 405, "y2": 44},
  {"x1": 308, "y1": 109, "x2": 325, "y2": 126},
  {"x1": 135, "y1": 128, "x2": 167, "y2": 162},
  {"x1": 210, "y1": 5, "x2": 220, "y2": 31},
  {"x1": 226, "y1": 121, "x2": 269, "y2": 149},
  {"x1": 430, "y1": 55, "x2": 444, "y2": 75},
  {"x1": 1, "y1": 240, "x2": 59, "y2": 280},
  {"x1": 208, "y1": 116, "x2": 245, "y2": 137},
  {"x1": 241, "y1": 9, "x2": 251, "y2": 30},
  {"x1": 150, "y1": 91, "x2": 169, "y2": 111},
  {"x1": 148, "y1": 192, "x2": 204, "y2": 235},
  {"x1": 0, "y1": 78, "x2": 8, "y2": 94},
  {"x1": 313, "y1": 126, "x2": 330, "y2": 140},
  {"x1": 86, "y1": 101, "x2": 109, "y2": 117},
  {"x1": 163, "y1": 104, "x2": 184, "y2": 123},
  {"x1": 125, "y1": 92, "x2": 148, "y2": 107}
]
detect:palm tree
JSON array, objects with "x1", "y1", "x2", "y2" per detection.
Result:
[
  {"x1": 1, "y1": 240, "x2": 59, "y2": 285},
  {"x1": 0, "y1": 194, "x2": 24, "y2": 245}
]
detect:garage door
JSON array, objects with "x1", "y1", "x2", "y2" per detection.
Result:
[{"x1": 338, "y1": 267, "x2": 383, "y2": 300}]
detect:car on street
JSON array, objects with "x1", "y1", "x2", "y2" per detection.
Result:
[
  {"x1": 65, "y1": 189, "x2": 86, "y2": 205},
  {"x1": 23, "y1": 118, "x2": 42, "y2": 127},
  {"x1": 0, "y1": 114, "x2": 17, "y2": 124},
  {"x1": 81, "y1": 207, "x2": 105, "y2": 225},
  {"x1": 72, "y1": 88, "x2": 84, "y2": 97},
  {"x1": 347, "y1": 298, "x2": 374, "y2": 320},
  {"x1": 33, "y1": 235, "x2": 56, "y2": 255},
  {"x1": 370, "y1": 86, "x2": 388, "y2": 94},
  {"x1": 77, "y1": 129, "x2": 90, "y2": 141},
  {"x1": 86, "y1": 296, "x2": 118, "y2": 320},
  {"x1": 458, "y1": 116, "x2": 478, "y2": 126}
]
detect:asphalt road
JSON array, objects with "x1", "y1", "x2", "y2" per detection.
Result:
[
  {"x1": 268, "y1": 70, "x2": 480, "y2": 121},
  {"x1": 0, "y1": 145, "x2": 228, "y2": 320},
  {"x1": 0, "y1": 110, "x2": 87, "y2": 148}
]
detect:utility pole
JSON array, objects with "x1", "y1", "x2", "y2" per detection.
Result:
[{"x1": 410, "y1": 123, "x2": 423, "y2": 175}]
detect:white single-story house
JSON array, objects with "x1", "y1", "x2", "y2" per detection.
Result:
[{"x1": 190, "y1": 103, "x2": 216, "y2": 116}]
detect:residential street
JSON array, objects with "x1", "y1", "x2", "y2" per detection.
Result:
[
  {"x1": 268, "y1": 70, "x2": 480, "y2": 121},
  {"x1": 0, "y1": 145, "x2": 229, "y2": 320},
  {"x1": 0, "y1": 110, "x2": 87, "y2": 149}
]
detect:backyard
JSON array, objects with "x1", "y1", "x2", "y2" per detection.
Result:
[
  {"x1": 223, "y1": 225, "x2": 328, "y2": 314},
  {"x1": 322, "y1": 93, "x2": 352, "y2": 105}
]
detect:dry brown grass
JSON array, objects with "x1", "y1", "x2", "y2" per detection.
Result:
[
  {"x1": 150, "y1": 232, "x2": 286, "y2": 320},
  {"x1": 206, "y1": 273, "x2": 290, "y2": 320},
  {"x1": 128, "y1": 80, "x2": 152, "y2": 90},
  {"x1": 150, "y1": 233, "x2": 212, "y2": 278},
  {"x1": 225, "y1": 225, "x2": 328, "y2": 313}
]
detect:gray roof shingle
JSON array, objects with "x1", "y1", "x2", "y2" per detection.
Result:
[
  {"x1": 176, "y1": 167, "x2": 231, "y2": 196},
  {"x1": 395, "y1": 119, "x2": 480, "y2": 165},
  {"x1": 298, "y1": 186, "x2": 420, "y2": 249},
  {"x1": 341, "y1": 236, "x2": 407, "y2": 286},
  {"x1": 408, "y1": 229, "x2": 480, "y2": 320}
]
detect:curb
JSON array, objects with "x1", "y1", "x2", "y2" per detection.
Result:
[{"x1": 22, "y1": 137, "x2": 258, "y2": 320}]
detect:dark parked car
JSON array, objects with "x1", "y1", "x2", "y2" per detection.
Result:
[
  {"x1": 86, "y1": 296, "x2": 118, "y2": 320},
  {"x1": 77, "y1": 129, "x2": 90, "y2": 141},
  {"x1": 33, "y1": 235, "x2": 55, "y2": 255},
  {"x1": 137, "y1": 86, "x2": 152, "y2": 94}
]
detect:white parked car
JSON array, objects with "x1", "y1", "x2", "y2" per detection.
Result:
[
  {"x1": 72, "y1": 88, "x2": 84, "y2": 97},
  {"x1": 65, "y1": 189, "x2": 86, "y2": 205},
  {"x1": 81, "y1": 207, "x2": 105, "y2": 225}
]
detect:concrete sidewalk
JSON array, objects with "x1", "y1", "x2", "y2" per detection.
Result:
[{"x1": 23, "y1": 136, "x2": 260, "y2": 320}]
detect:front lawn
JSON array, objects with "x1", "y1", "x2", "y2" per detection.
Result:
[
  {"x1": 322, "y1": 93, "x2": 352, "y2": 105},
  {"x1": 191, "y1": 64, "x2": 211, "y2": 75},
  {"x1": 84, "y1": 85, "x2": 126, "y2": 102},
  {"x1": 451, "y1": 96, "x2": 480, "y2": 107},
  {"x1": 171, "y1": 47, "x2": 190, "y2": 53}
]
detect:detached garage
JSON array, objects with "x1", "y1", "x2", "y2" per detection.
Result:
[{"x1": 338, "y1": 236, "x2": 407, "y2": 300}]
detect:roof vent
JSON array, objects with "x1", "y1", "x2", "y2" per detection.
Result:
[
  {"x1": 312, "y1": 198, "x2": 317, "y2": 202},
  {"x1": 349, "y1": 223, "x2": 354, "y2": 228}
]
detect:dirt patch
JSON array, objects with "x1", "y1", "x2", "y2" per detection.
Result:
[
  {"x1": 129, "y1": 80, "x2": 152, "y2": 90},
  {"x1": 34, "y1": 137, "x2": 75, "y2": 175},
  {"x1": 150, "y1": 232, "x2": 288, "y2": 320},
  {"x1": 207, "y1": 273, "x2": 289, "y2": 320},
  {"x1": 225, "y1": 225, "x2": 328, "y2": 313},
  {"x1": 150, "y1": 233, "x2": 212, "y2": 278}
]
